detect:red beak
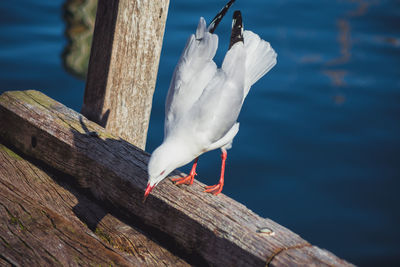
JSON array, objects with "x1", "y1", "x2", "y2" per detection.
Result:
[{"x1": 143, "y1": 184, "x2": 155, "y2": 203}]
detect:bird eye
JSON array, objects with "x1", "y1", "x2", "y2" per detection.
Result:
[{"x1": 160, "y1": 170, "x2": 165, "y2": 175}]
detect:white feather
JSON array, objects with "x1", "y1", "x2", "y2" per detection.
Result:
[
  {"x1": 165, "y1": 17, "x2": 218, "y2": 137},
  {"x1": 243, "y1": 30, "x2": 277, "y2": 100},
  {"x1": 148, "y1": 16, "x2": 277, "y2": 188}
]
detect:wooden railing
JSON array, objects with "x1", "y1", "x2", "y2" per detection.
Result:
[
  {"x1": 0, "y1": 90, "x2": 352, "y2": 266},
  {"x1": 0, "y1": 0, "x2": 353, "y2": 265}
]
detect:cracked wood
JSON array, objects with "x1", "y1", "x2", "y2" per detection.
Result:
[
  {"x1": 82, "y1": 0, "x2": 169, "y2": 149},
  {"x1": 0, "y1": 90, "x2": 353, "y2": 266},
  {"x1": 0, "y1": 144, "x2": 189, "y2": 266}
]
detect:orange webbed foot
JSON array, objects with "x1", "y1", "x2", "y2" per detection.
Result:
[
  {"x1": 204, "y1": 150, "x2": 227, "y2": 195},
  {"x1": 172, "y1": 172, "x2": 196, "y2": 185},
  {"x1": 172, "y1": 157, "x2": 198, "y2": 186},
  {"x1": 204, "y1": 183, "x2": 223, "y2": 195}
]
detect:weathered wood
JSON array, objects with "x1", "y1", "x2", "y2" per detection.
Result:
[
  {"x1": 0, "y1": 90, "x2": 353, "y2": 266},
  {"x1": 82, "y1": 0, "x2": 169, "y2": 149},
  {"x1": 0, "y1": 144, "x2": 189, "y2": 266}
]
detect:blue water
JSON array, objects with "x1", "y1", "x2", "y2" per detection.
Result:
[{"x1": 1, "y1": 0, "x2": 399, "y2": 265}]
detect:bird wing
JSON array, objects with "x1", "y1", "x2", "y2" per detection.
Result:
[
  {"x1": 242, "y1": 30, "x2": 277, "y2": 100},
  {"x1": 164, "y1": 0, "x2": 236, "y2": 138},
  {"x1": 164, "y1": 17, "x2": 218, "y2": 138},
  {"x1": 188, "y1": 11, "x2": 246, "y2": 146},
  {"x1": 187, "y1": 10, "x2": 278, "y2": 149}
]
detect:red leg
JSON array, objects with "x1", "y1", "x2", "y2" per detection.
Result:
[
  {"x1": 172, "y1": 157, "x2": 198, "y2": 185},
  {"x1": 204, "y1": 150, "x2": 227, "y2": 195}
]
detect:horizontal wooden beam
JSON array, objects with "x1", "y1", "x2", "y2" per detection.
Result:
[
  {"x1": 0, "y1": 90, "x2": 352, "y2": 266},
  {"x1": 0, "y1": 144, "x2": 188, "y2": 266}
]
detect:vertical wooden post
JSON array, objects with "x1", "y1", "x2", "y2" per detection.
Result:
[{"x1": 82, "y1": 0, "x2": 169, "y2": 150}]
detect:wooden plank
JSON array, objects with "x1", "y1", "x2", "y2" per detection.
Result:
[
  {"x1": 271, "y1": 246, "x2": 352, "y2": 267},
  {"x1": 82, "y1": 0, "x2": 169, "y2": 149},
  {"x1": 0, "y1": 144, "x2": 189, "y2": 266},
  {"x1": 0, "y1": 90, "x2": 353, "y2": 266}
]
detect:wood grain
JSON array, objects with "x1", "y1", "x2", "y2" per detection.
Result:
[
  {"x1": 0, "y1": 144, "x2": 189, "y2": 266},
  {"x1": 82, "y1": 0, "x2": 169, "y2": 149},
  {"x1": 0, "y1": 90, "x2": 353, "y2": 266}
]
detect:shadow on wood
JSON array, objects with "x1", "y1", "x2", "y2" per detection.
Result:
[
  {"x1": 0, "y1": 90, "x2": 353, "y2": 266},
  {"x1": 0, "y1": 143, "x2": 189, "y2": 266}
]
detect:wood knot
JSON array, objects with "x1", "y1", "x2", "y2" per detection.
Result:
[{"x1": 31, "y1": 136, "x2": 37, "y2": 148}]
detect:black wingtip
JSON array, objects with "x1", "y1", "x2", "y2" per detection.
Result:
[
  {"x1": 229, "y1": 10, "x2": 244, "y2": 49},
  {"x1": 208, "y1": 0, "x2": 236, "y2": 34}
]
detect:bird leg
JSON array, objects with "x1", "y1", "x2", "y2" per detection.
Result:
[
  {"x1": 172, "y1": 157, "x2": 198, "y2": 185},
  {"x1": 204, "y1": 150, "x2": 227, "y2": 195}
]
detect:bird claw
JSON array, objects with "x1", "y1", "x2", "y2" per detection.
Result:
[
  {"x1": 172, "y1": 173, "x2": 196, "y2": 185},
  {"x1": 204, "y1": 183, "x2": 223, "y2": 195}
]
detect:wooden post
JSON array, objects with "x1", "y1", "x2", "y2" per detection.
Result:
[
  {"x1": 82, "y1": 0, "x2": 169, "y2": 150},
  {"x1": 0, "y1": 90, "x2": 354, "y2": 267}
]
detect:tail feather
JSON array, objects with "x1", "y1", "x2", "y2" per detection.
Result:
[
  {"x1": 243, "y1": 30, "x2": 277, "y2": 98},
  {"x1": 229, "y1": 10, "x2": 244, "y2": 49},
  {"x1": 186, "y1": 17, "x2": 218, "y2": 61},
  {"x1": 208, "y1": 0, "x2": 235, "y2": 33},
  {"x1": 195, "y1": 17, "x2": 207, "y2": 40}
]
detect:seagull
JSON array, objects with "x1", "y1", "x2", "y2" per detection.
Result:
[{"x1": 145, "y1": 0, "x2": 277, "y2": 200}]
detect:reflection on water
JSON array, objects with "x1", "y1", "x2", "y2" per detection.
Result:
[
  {"x1": 326, "y1": 19, "x2": 351, "y2": 66},
  {"x1": 62, "y1": 0, "x2": 97, "y2": 79},
  {"x1": 0, "y1": 0, "x2": 399, "y2": 265},
  {"x1": 323, "y1": 0, "x2": 375, "y2": 106}
]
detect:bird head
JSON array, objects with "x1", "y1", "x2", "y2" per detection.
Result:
[{"x1": 144, "y1": 141, "x2": 193, "y2": 201}]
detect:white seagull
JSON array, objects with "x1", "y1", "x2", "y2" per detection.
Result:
[{"x1": 145, "y1": 0, "x2": 277, "y2": 200}]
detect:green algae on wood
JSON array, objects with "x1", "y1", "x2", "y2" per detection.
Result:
[
  {"x1": 95, "y1": 227, "x2": 112, "y2": 244},
  {"x1": 0, "y1": 130, "x2": 188, "y2": 266},
  {"x1": 0, "y1": 90, "x2": 353, "y2": 267},
  {"x1": 0, "y1": 144, "x2": 22, "y2": 160}
]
